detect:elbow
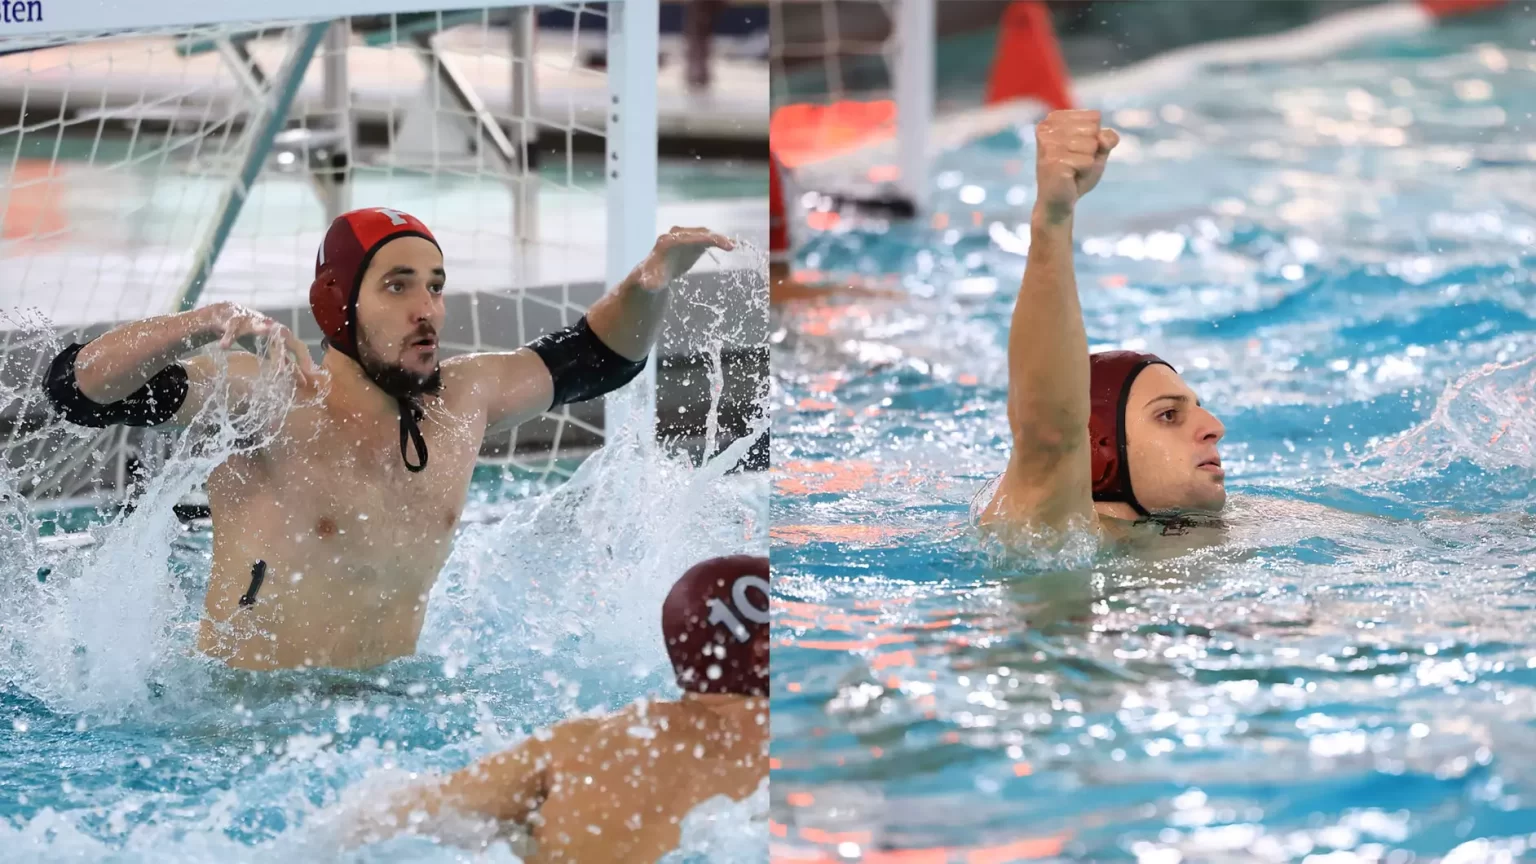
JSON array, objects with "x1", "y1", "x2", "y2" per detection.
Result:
[
  {"x1": 44, "y1": 344, "x2": 108, "y2": 422},
  {"x1": 44, "y1": 343, "x2": 189, "y2": 428},
  {"x1": 1011, "y1": 421, "x2": 1086, "y2": 460}
]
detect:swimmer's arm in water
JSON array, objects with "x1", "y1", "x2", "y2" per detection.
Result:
[
  {"x1": 398, "y1": 743, "x2": 547, "y2": 831},
  {"x1": 454, "y1": 228, "x2": 735, "y2": 428},
  {"x1": 57, "y1": 302, "x2": 322, "y2": 428},
  {"x1": 988, "y1": 110, "x2": 1119, "y2": 531},
  {"x1": 343, "y1": 741, "x2": 547, "y2": 847},
  {"x1": 345, "y1": 720, "x2": 599, "y2": 846}
]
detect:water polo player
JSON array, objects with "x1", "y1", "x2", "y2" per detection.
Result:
[
  {"x1": 335, "y1": 554, "x2": 769, "y2": 861},
  {"x1": 977, "y1": 110, "x2": 1227, "y2": 537},
  {"x1": 44, "y1": 208, "x2": 734, "y2": 669}
]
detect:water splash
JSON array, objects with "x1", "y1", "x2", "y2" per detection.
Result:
[
  {"x1": 0, "y1": 320, "x2": 301, "y2": 719},
  {"x1": 1363, "y1": 353, "x2": 1536, "y2": 478},
  {"x1": 0, "y1": 252, "x2": 769, "y2": 858},
  {"x1": 661, "y1": 779, "x2": 770, "y2": 864}
]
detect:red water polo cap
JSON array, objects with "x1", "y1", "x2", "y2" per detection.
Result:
[
  {"x1": 662, "y1": 555, "x2": 770, "y2": 697},
  {"x1": 310, "y1": 207, "x2": 441, "y2": 359},
  {"x1": 1089, "y1": 351, "x2": 1174, "y2": 517}
]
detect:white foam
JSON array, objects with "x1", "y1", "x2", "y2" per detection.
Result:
[{"x1": 659, "y1": 778, "x2": 770, "y2": 864}]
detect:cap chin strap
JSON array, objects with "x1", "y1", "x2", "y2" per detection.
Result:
[
  {"x1": 397, "y1": 396, "x2": 428, "y2": 473},
  {"x1": 1114, "y1": 358, "x2": 1170, "y2": 520},
  {"x1": 1097, "y1": 487, "x2": 1151, "y2": 518},
  {"x1": 334, "y1": 341, "x2": 430, "y2": 473}
]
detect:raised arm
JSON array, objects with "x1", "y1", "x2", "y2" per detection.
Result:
[
  {"x1": 586, "y1": 226, "x2": 733, "y2": 361},
  {"x1": 983, "y1": 110, "x2": 1120, "y2": 533},
  {"x1": 458, "y1": 227, "x2": 734, "y2": 429},
  {"x1": 47, "y1": 302, "x2": 322, "y2": 430}
]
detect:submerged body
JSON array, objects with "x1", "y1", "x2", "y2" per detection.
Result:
[
  {"x1": 336, "y1": 556, "x2": 772, "y2": 861},
  {"x1": 345, "y1": 696, "x2": 767, "y2": 863}
]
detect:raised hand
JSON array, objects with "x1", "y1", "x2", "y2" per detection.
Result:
[
  {"x1": 1034, "y1": 109, "x2": 1120, "y2": 224},
  {"x1": 629, "y1": 227, "x2": 736, "y2": 292},
  {"x1": 204, "y1": 302, "x2": 325, "y2": 389}
]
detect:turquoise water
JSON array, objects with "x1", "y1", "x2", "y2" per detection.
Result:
[{"x1": 772, "y1": 12, "x2": 1536, "y2": 863}]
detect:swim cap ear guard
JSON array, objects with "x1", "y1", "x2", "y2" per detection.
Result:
[
  {"x1": 310, "y1": 207, "x2": 442, "y2": 472},
  {"x1": 1088, "y1": 350, "x2": 1174, "y2": 518},
  {"x1": 662, "y1": 555, "x2": 770, "y2": 697}
]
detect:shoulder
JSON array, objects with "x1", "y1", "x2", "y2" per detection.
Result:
[
  {"x1": 548, "y1": 715, "x2": 609, "y2": 751},
  {"x1": 439, "y1": 349, "x2": 544, "y2": 388},
  {"x1": 976, "y1": 464, "x2": 1102, "y2": 537},
  {"x1": 436, "y1": 350, "x2": 554, "y2": 426}
]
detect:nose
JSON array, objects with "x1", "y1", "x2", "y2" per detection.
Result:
[
  {"x1": 410, "y1": 287, "x2": 442, "y2": 326},
  {"x1": 1197, "y1": 406, "x2": 1225, "y2": 443}
]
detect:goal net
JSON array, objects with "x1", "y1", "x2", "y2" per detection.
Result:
[
  {"x1": 0, "y1": 1, "x2": 658, "y2": 505},
  {"x1": 769, "y1": 0, "x2": 933, "y2": 216}
]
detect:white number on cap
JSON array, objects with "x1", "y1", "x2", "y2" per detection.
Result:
[
  {"x1": 376, "y1": 208, "x2": 409, "y2": 226},
  {"x1": 733, "y1": 575, "x2": 769, "y2": 624},
  {"x1": 706, "y1": 575, "x2": 770, "y2": 642}
]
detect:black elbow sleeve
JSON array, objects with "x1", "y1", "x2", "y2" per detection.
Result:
[
  {"x1": 44, "y1": 343, "x2": 190, "y2": 428},
  {"x1": 526, "y1": 317, "x2": 647, "y2": 408}
]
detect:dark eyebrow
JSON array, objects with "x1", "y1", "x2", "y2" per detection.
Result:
[
  {"x1": 1146, "y1": 394, "x2": 1201, "y2": 410},
  {"x1": 381, "y1": 265, "x2": 446, "y2": 279}
]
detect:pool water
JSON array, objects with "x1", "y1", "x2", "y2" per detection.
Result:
[
  {"x1": 772, "y1": 13, "x2": 1536, "y2": 863},
  {"x1": 0, "y1": 371, "x2": 769, "y2": 860}
]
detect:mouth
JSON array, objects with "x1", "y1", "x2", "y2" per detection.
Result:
[
  {"x1": 1197, "y1": 457, "x2": 1224, "y2": 476},
  {"x1": 410, "y1": 336, "x2": 438, "y2": 352}
]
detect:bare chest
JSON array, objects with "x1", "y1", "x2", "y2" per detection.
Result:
[{"x1": 224, "y1": 400, "x2": 485, "y2": 552}]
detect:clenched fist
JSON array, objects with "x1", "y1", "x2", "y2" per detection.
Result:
[{"x1": 1034, "y1": 110, "x2": 1120, "y2": 224}]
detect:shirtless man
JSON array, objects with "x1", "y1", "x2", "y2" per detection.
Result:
[
  {"x1": 43, "y1": 208, "x2": 734, "y2": 670},
  {"x1": 334, "y1": 555, "x2": 769, "y2": 863},
  {"x1": 978, "y1": 110, "x2": 1228, "y2": 540}
]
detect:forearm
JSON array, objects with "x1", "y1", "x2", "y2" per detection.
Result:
[
  {"x1": 342, "y1": 781, "x2": 448, "y2": 847},
  {"x1": 74, "y1": 307, "x2": 217, "y2": 403},
  {"x1": 1008, "y1": 208, "x2": 1090, "y2": 449},
  {"x1": 385, "y1": 754, "x2": 535, "y2": 829},
  {"x1": 584, "y1": 277, "x2": 668, "y2": 363}
]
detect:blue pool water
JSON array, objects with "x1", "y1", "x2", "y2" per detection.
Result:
[
  {"x1": 0, "y1": 379, "x2": 769, "y2": 859},
  {"x1": 772, "y1": 12, "x2": 1536, "y2": 863}
]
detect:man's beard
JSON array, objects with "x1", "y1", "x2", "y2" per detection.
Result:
[{"x1": 356, "y1": 337, "x2": 442, "y2": 400}]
